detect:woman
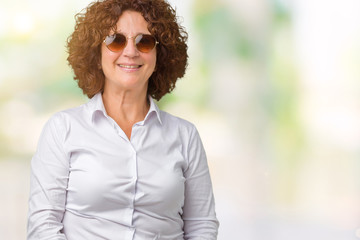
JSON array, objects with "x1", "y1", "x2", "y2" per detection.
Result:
[{"x1": 27, "y1": 0, "x2": 219, "y2": 239}]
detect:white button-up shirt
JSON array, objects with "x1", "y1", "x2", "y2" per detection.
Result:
[{"x1": 27, "y1": 93, "x2": 219, "y2": 240}]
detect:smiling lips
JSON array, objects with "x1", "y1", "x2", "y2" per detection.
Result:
[{"x1": 118, "y1": 64, "x2": 142, "y2": 69}]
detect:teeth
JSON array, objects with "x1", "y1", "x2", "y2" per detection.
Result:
[{"x1": 119, "y1": 64, "x2": 141, "y2": 69}]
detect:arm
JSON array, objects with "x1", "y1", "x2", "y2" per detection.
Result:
[
  {"x1": 183, "y1": 126, "x2": 219, "y2": 240},
  {"x1": 27, "y1": 113, "x2": 69, "y2": 240}
]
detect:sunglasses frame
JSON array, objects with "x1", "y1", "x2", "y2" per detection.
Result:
[{"x1": 104, "y1": 33, "x2": 159, "y2": 53}]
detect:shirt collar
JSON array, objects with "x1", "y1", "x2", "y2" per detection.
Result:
[
  {"x1": 88, "y1": 92, "x2": 162, "y2": 125},
  {"x1": 146, "y1": 96, "x2": 163, "y2": 125}
]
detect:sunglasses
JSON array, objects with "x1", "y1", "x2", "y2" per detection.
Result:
[{"x1": 104, "y1": 33, "x2": 158, "y2": 53}]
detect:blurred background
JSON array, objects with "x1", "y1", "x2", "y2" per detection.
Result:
[{"x1": 1, "y1": 0, "x2": 360, "y2": 239}]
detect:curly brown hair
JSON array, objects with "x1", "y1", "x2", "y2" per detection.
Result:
[{"x1": 66, "y1": 0, "x2": 188, "y2": 100}]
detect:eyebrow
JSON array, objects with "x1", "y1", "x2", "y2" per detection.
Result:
[{"x1": 113, "y1": 31, "x2": 150, "y2": 36}]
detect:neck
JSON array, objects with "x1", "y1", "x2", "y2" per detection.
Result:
[
  {"x1": 103, "y1": 89, "x2": 149, "y2": 121},
  {"x1": 102, "y1": 87, "x2": 150, "y2": 139}
]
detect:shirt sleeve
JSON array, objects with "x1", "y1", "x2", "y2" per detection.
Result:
[
  {"x1": 182, "y1": 126, "x2": 219, "y2": 240},
  {"x1": 27, "y1": 113, "x2": 69, "y2": 240}
]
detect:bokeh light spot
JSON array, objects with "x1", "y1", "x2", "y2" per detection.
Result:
[{"x1": 12, "y1": 12, "x2": 35, "y2": 35}]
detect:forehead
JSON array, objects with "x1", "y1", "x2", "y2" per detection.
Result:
[{"x1": 114, "y1": 10, "x2": 150, "y2": 34}]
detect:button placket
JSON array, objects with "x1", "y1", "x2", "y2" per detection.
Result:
[{"x1": 129, "y1": 143, "x2": 138, "y2": 227}]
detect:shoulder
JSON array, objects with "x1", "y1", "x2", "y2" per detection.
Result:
[
  {"x1": 159, "y1": 110, "x2": 199, "y2": 139},
  {"x1": 49, "y1": 102, "x2": 90, "y2": 123},
  {"x1": 43, "y1": 102, "x2": 90, "y2": 133},
  {"x1": 160, "y1": 110, "x2": 195, "y2": 128}
]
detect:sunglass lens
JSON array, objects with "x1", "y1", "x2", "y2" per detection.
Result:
[
  {"x1": 107, "y1": 34, "x2": 126, "y2": 52},
  {"x1": 136, "y1": 34, "x2": 156, "y2": 53}
]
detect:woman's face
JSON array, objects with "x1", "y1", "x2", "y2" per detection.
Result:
[{"x1": 101, "y1": 10, "x2": 157, "y2": 95}]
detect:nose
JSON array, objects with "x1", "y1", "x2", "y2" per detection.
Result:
[{"x1": 122, "y1": 37, "x2": 140, "y2": 58}]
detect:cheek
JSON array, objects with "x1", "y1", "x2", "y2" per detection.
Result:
[
  {"x1": 148, "y1": 53, "x2": 157, "y2": 71},
  {"x1": 101, "y1": 48, "x2": 118, "y2": 72},
  {"x1": 100, "y1": 44, "x2": 106, "y2": 62},
  {"x1": 100, "y1": 46, "x2": 108, "y2": 69}
]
